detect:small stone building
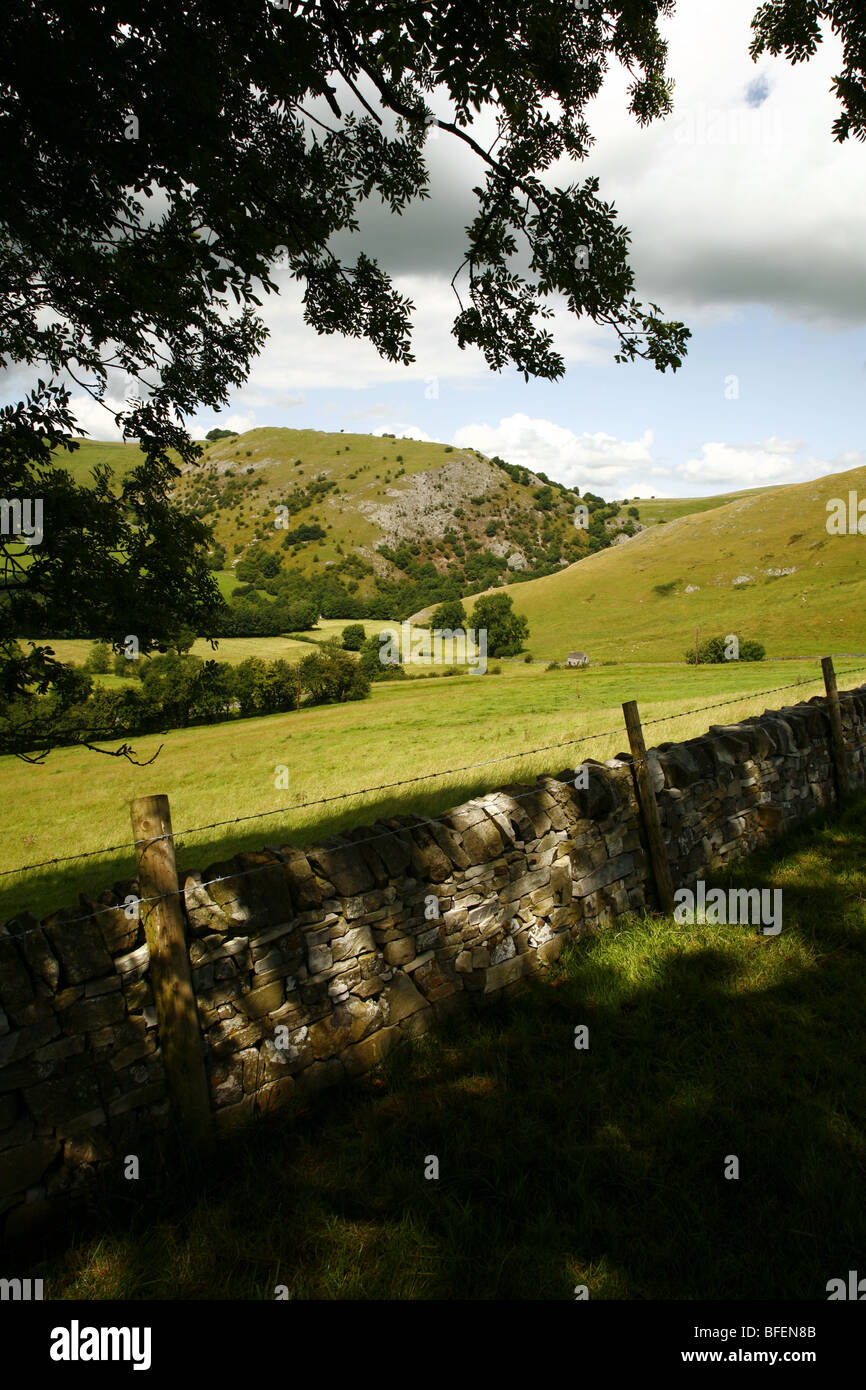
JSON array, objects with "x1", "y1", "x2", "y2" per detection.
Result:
[{"x1": 567, "y1": 652, "x2": 589, "y2": 668}]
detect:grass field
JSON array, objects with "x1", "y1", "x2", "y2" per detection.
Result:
[
  {"x1": 4, "y1": 656, "x2": 864, "y2": 924},
  {"x1": 23, "y1": 795, "x2": 866, "y2": 1299},
  {"x1": 39, "y1": 621, "x2": 478, "y2": 675}
]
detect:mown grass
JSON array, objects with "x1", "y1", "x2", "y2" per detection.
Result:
[
  {"x1": 21, "y1": 795, "x2": 866, "y2": 1299},
  {"x1": 2, "y1": 658, "x2": 856, "y2": 923}
]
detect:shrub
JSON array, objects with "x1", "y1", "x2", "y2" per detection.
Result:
[
  {"x1": 546, "y1": 660, "x2": 560, "y2": 670},
  {"x1": 739, "y1": 639, "x2": 766, "y2": 661},
  {"x1": 685, "y1": 636, "x2": 766, "y2": 664},
  {"x1": 82, "y1": 641, "x2": 110, "y2": 674},
  {"x1": 430, "y1": 598, "x2": 466, "y2": 632},
  {"x1": 341, "y1": 622, "x2": 366, "y2": 651}
]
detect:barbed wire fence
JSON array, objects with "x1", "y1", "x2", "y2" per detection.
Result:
[{"x1": 3, "y1": 661, "x2": 866, "y2": 940}]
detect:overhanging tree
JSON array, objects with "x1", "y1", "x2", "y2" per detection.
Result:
[{"x1": 7, "y1": 1, "x2": 854, "y2": 756}]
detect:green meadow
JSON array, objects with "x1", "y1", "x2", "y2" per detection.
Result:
[
  {"x1": 41, "y1": 621, "x2": 390, "y2": 673},
  {"x1": 3, "y1": 655, "x2": 862, "y2": 924}
]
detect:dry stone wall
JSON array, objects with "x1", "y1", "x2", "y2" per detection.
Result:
[{"x1": 3, "y1": 682, "x2": 866, "y2": 1240}]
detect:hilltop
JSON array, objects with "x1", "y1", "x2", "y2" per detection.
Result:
[
  {"x1": 52, "y1": 427, "x2": 637, "y2": 621},
  {"x1": 628, "y1": 483, "x2": 784, "y2": 527},
  {"x1": 464, "y1": 464, "x2": 866, "y2": 661}
]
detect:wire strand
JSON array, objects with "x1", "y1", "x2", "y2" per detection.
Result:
[{"x1": 3, "y1": 665, "x2": 865, "y2": 883}]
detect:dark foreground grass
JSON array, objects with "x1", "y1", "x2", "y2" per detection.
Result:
[{"x1": 20, "y1": 798, "x2": 866, "y2": 1299}]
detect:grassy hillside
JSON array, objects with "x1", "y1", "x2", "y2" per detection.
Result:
[
  {"x1": 473, "y1": 465, "x2": 866, "y2": 661},
  {"x1": 51, "y1": 437, "x2": 164, "y2": 486},
  {"x1": 52, "y1": 428, "x2": 625, "y2": 612},
  {"x1": 630, "y1": 483, "x2": 783, "y2": 527},
  {"x1": 43, "y1": 430, "x2": 866, "y2": 662}
]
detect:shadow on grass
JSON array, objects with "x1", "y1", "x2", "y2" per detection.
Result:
[
  {"x1": 2, "y1": 768, "x2": 557, "y2": 922},
  {"x1": 10, "y1": 799, "x2": 866, "y2": 1300}
]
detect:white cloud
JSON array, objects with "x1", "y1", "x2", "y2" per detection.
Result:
[
  {"x1": 678, "y1": 441, "x2": 815, "y2": 487},
  {"x1": 224, "y1": 411, "x2": 257, "y2": 434},
  {"x1": 755, "y1": 436, "x2": 804, "y2": 455},
  {"x1": 239, "y1": 277, "x2": 495, "y2": 393},
  {"x1": 68, "y1": 394, "x2": 130, "y2": 440},
  {"x1": 452, "y1": 413, "x2": 655, "y2": 491}
]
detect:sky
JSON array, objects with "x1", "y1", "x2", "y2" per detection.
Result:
[{"x1": 48, "y1": 2, "x2": 866, "y2": 498}]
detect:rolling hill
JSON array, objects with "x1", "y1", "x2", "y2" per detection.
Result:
[
  {"x1": 465, "y1": 464, "x2": 866, "y2": 661},
  {"x1": 46, "y1": 429, "x2": 866, "y2": 661},
  {"x1": 628, "y1": 483, "x2": 784, "y2": 527},
  {"x1": 51, "y1": 426, "x2": 644, "y2": 620}
]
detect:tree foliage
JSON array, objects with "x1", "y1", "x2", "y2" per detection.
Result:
[
  {"x1": 685, "y1": 636, "x2": 766, "y2": 665},
  {"x1": 5, "y1": 1, "x2": 855, "y2": 751},
  {"x1": 341, "y1": 622, "x2": 367, "y2": 650},
  {"x1": 0, "y1": 0, "x2": 697, "y2": 743},
  {"x1": 471, "y1": 592, "x2": 530, "y2": 656},
  {"x1": 429, "y1": 599, "x2": 467, "y2": 632},
  {"x1": 750, "y1": 2, "x2": 866, "y2": 144}
]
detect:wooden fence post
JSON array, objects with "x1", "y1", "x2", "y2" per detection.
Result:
[
  {"x1": 821, "y1": 656, "x2": 850, "y2": 803},
  {"x1": 622, "y1": 700, "x2": 676, "y2": 915},
  {"x1": 130, "y1": 794, "x2": 213, "y2": 1148}
]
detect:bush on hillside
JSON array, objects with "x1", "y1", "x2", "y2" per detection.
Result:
[
  {"x1": 358, "y1": 633, "x2": 407, "y2": 681},
  {"x1": 300, "y1": 640, "x2": 370, "y2": 703},
  {"x1": 471, "y1": 592, "x2": 530, "y2": 657},
  {"x1": 685, "y1": 636, "x2": 766, "y2": 664},
  {"x1": 429, "y1": 598, "x2": 467, "y2": 632}
]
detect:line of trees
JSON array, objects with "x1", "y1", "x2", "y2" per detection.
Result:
[{"x1": 0, "y1": 642, "x2": 369, "y2": 756}]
